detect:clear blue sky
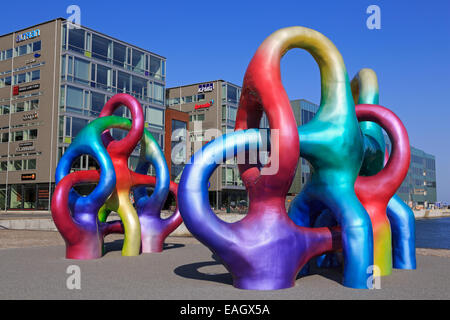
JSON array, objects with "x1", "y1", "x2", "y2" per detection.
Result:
[{"x1": 1, "y1": 0, "x2": 449, "y2": 201}]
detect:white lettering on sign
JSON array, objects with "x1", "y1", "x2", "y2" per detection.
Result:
[
  {"x1": 198, "y1": 83, "x2": 214, "y2": 93},
  {"x1": 16, "y1": 29, "x2": 40, "y2": 43}
]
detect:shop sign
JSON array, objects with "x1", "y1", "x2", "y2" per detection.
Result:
[
  {"x1": 195, "y1": 100, "x2": 214, "y2": 110},
  {"x1": 16, "y1": 142, "x2": 35, "y2": 153},
  {"x1": 198, "y1": 83, "x2": 214, "y2": 93},
  {"x1": 13, "y1": 84, "x2": 40, "y2": 96},
  {"x1": 21, "y1": 173, "x2": 36, "y2": 181},
  {"x1": 23, "y1": 112, "x2": 38, "y2": 121},
  {"x1": 16, "y1": 29, "x2": 40, "y2": 43}
]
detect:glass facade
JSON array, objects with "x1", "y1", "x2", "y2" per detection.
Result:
[
  {"x1": 397, "y1": 146, "x2": 437, "y2": 208},
  {"x1": 58, "y1": 21, "x2": 166, "y2": 174}
]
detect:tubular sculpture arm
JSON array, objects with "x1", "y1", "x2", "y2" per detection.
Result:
[
  {"x1": 355, "y1": 104, "x2": 411, "y2": 275},
  {"x1": 179, "y1": 27, "x2": 343, "y2": 290},
  {"x1": 52, "y1": 169, "x2": 119, "y2": 260},
  {"x1": 273, "y1": 27, "x2": 373, "y2": 289},
  {"x1": 179, "y1": 130, "x2": 339, "y2": 290}
]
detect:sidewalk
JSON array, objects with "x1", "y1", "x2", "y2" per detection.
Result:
[{"x1": 0, "y1": 233, "x2": 449, "y2": 300}]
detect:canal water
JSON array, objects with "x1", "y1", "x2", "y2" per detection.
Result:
[{"x1": 416, "y1": 217, "x2": 450, "y2": 249}]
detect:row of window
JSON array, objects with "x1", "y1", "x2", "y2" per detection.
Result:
[
  {"x1": 167, "y1": 93, "x2": 206, "y2": 107},
  {"x1": 189, "y1": 113, "x2": 205, "y2": 122},
  {"x1": 59, "y1": 85, "x2": 165, "y2": 128},
  {"x1": 0, "y1": 40, "x2": 41, "y2": 62},
  {"x1": 0, "y1": 70, "x2": 40, "y2": 88},
  {"x1": 0, "y1": 158, "x2": 36, "y2": 171},
  {"x1": 0, "y1": 184, "x2": 51, "y2": 210},
  {"x1": 0, "y1": 91, "x2": 42, "y2": 105},
  {"x1": 0, "y1": 129, "x2": 38, "y2": 143},
  {"x1": 62, "y1": 24, "x2": 166, "y2": 80},
  {"x1": 0, "y1": 62, "x2": 45, "y2": 78},
  {"x1": 0, "y1": 99, "x2": 39, "y2": 115},
  {"x1": 61, "y1": 55, "x2": 164, "y2": 105}
]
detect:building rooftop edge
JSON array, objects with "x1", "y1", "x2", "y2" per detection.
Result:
[
  {"x1": 167, "y1": 80, "x2": 243, "y2": 91},
  {"x1": 0, "y1": 17, "x2": 166, "y2": 60}
]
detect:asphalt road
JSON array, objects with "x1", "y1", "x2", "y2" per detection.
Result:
[{"x1": 0, "y1": 238, "x2": 449, "y2": 300}]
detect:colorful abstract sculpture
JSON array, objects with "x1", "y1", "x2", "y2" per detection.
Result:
[
  {"x1": 52, "y1": 94, "x2": 181, "y2": 259},
  {"x1": 283, "y1": 27, "x2": 374, "y2": 289},
  {"x1": 353, "y1": 69, "x2": 416, "y2": 271},
  {"x1": 316, "y1": 69, "x2": 416, "y2": 273},
  {"x1": 52, "y1": 25, "x2": 415, "y2": 290},
  {"x1": 178, "y1": 27, "x2": 345, "y2": 290}
]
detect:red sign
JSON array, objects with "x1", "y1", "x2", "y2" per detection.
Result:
[
  {"x1": 13, "y1": 86, "x2": 19, "y2": 96},
  {"x1": 195, "y1": 100, "x2": 214, "y2": 110}
]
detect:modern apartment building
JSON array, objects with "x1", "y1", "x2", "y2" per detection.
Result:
[
  {"x1": 397, "y1": 146, "x2": 437, "y2": 208},
  {"x1": 166, "y1": 80, "x2": 270, "y2": 209},
  {"x1": 0, "y1": 18, "x2": 167, "y2": 212}
]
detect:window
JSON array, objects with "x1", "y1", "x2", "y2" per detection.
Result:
[
  {"x1": 29, "y1": 129, "x2": 38, "y2": 140},
  {"x1": 132, "y1": 49, "x2": 145, "y2": 74},
  {"x1": 61, "y1": 55, "x2": 66, "y2": 77},
  {"x1": 132, "y1": 76, "x2": 148, "y2": 100},
  {"x1": 13, "y1": 131, "x2": 23, "y2": 142},
  {"x1": 66, "y1": 86, "x2": 84, "y2": 110},
  {"x1": 9, "y1": 185, "x2": 22, "y2": 209},
  {"x1": 228, "y1": 107, "x2": 237, "y2": 122},
  {"x1": 113, "y1": 42, "x2": 127, "y2": 67},
  {"x1": 74, "y1": 58, "x2": 90, "y2": 84},
  {"x1": 68, "y1": 28, "x2": 85, "y2": 53},
  {"x1": 33, "y1": 40, "x2": 41, "y2": 52},
  {"x1": 227, "y1": 85, "x2": 238, "y2": 103},
  {"x1": 153, "y1": 83, "x2": 164, "y2": 105},
  {"x1": 146, "y1": 107, "x2": 164, "y2": 127},
  {"x1": 92, "y1": 34, "x2": 111, "y2": 62},
  {"x1": 5, "y1": 49, "x2": 13, "y2": 60},
  {"x1": 30, "y1": 99, "x2": 39, "y2": 110},
  {"x1": 150, "y1": 56, "x2": 161, "y2": 78},
  {"x1": 96, "y1": 64, "x2": 112, "y2": 89},
  {"x1": 17, "y1": 73, "x2": 26, "y2": 84},
  {"x1": 117, "y1": 71, "x2": 131, "y2": 93},
  {"x1": 18, "y1": 44, "x2": 29, "y2": 56},
  {"x1": 71, "y1": 117, "x2": 88, "y2": 137},
  {"x1": 91, "y1": 92, "x2": 105, "y2": 114},
  {"x1": 31, "y1": 70, "x2": 40, "y2": 81},
  {"x1": 15, "y1": 102, "x2": 25, "y2": 113},
  {"x1": 0, "y1": 105, "x2": 9, "y2": 115}
]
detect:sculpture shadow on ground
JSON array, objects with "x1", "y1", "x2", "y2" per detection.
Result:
[
  {"x1": 173, "y1": 254, "x2": 233, "y2": 286},
  {"x1": 174, "y1": 254, "x2": 343, "y2": 288},
  {"x1": 103, "y1": 238, "x2": 184, "y2": 255},
  {"x1": 296, "y1": 259, "x2": 343, "y2": 285}
]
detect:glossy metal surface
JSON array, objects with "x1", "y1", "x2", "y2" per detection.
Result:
[
  {"x1": 353, "y1": 69, "x2": 416, "y2": 271},
  {"x1": 53, "y1": 93, "x2": 181, "y2": 258},
  {"x1": 97, "y1": 94, "x2": 182, "y2": 254},
  {"x1": 53, "y1": 115, "x2": 124, "y2": 259},
  {"x1": 179, "y1": 27, "x2": 344, "y2": 290},
  {"x1": 285, "y1": 28, "x2": 373, "y2": 289},
  {"x1": 387, "y1": 194, "x2": 416, "y2": 269},
  {"x1": 179, "y1": 130, "x2": 340, "y2": 290}
]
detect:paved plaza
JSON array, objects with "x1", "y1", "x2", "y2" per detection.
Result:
[{"x1": 0, "y1": 230, "x2": 449, "y2": 300}]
